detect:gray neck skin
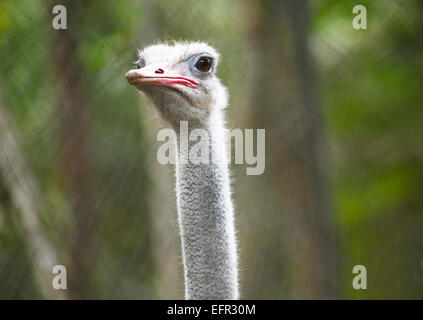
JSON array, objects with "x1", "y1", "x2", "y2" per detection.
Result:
[{"x1": 174, "y1": 109, "x2": 239, "y2": 300}]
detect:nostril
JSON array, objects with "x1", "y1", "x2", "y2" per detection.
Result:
[{"x1": 155, "y1": 68, "x2": 164, "y2": 74}]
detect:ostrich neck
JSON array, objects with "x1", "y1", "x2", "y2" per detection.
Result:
[{"x1": 174, "y1": 108, "x2": 239, "y2": 300}]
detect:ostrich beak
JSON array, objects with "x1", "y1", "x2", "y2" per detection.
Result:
[{"x1": 125, "y1": 69, "x2": 199, "y2": 90}]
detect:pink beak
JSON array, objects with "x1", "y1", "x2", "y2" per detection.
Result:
[{"x1": 125, "y1": 69, "x2": 199, "y2": 90}]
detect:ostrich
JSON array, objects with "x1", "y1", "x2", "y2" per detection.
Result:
[{"x1": 125, "y1": 42, "x2": 239, "y2": 300}]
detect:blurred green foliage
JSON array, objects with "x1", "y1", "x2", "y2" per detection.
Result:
[{"x1": 0, "y1": 0, "x2": 422, "y2": 299}]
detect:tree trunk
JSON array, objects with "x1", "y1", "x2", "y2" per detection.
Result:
[
  {"x1": 0, "y1": 96, "x2": 66, "y2": 299},
  {"x1": 246, "y1": 0, "x2": 340, "y2": 298},
  {"x1": 51, "y1": 2, "x2": 97, "y2": 299}
]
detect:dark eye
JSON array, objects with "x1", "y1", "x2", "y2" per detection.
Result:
[
  {"x1": 133, "y1": 57, "x2": 145, "y2": 69},
  {"x1": 195, "y1": 56, "x2": 213, "y2": 73}
]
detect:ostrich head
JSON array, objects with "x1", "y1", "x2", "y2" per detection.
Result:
[{"x1": 125, "y1": 42, "x2": 227, "y2": 128}]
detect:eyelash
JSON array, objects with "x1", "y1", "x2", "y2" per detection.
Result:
[{"x1": 133, "y1": 58, "x2": 145, "y2": 69}]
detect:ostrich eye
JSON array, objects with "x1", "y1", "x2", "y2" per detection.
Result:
[
  {"x1": 133, "y1": 57, "x2": 145, "y2": 69},
  {"x1": 195, "y1": 56, "x2": 213, "y2": 73}
]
